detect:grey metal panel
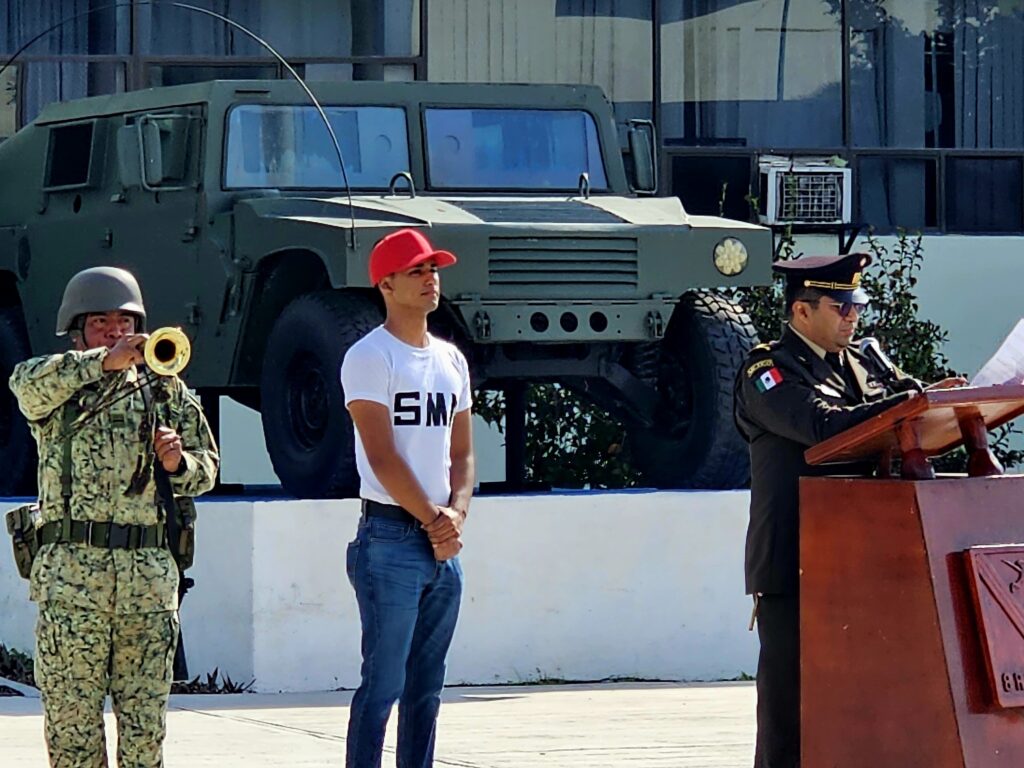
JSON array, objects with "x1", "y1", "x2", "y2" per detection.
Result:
[
  {"x1": 455, "y1": 201, "x2": 626, "y2": 224},
  {"x1": 488, "y1": 234, "x2": 639, "y2": 297}
]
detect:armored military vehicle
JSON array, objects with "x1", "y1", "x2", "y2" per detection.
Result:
[{"x1": 0, "y1": 79, "x2": 770, "y2": 497}]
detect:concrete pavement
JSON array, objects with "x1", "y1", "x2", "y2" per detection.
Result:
[{"x1": 1, "y1": 681, "x2": 755, "y2": 766}]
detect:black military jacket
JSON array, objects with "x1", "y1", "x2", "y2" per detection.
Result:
[{"x1": 734, "y1": 326, "x2": 916, "y2": 595}]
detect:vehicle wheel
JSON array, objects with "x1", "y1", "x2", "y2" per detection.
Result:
[
  {"x1": 260, "y1": 291, "x2": 382, "y2": 498},
  {"x1": 628, "y1": 291, "x2": 758, "y2": 489},
  {"x1": 0, "y1": 307, "x2": 37, "y2": 495}
]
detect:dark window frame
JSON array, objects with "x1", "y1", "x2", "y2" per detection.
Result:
[
  {"x1": 6, "y1": 0, "x2": 428, "y2": 131},
  {"x1": 651, "y1": 0, "x2": 1024, "y2": 236},
  {"x1": 43, "y1": 119, "x2": 100, "y2": 190}
]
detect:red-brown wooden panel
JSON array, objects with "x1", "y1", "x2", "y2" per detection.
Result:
[
  {"x1": 916, "y1": 479, "x2": 1024, "y2": 767},
  {"x1": 802, "y1": 476, "x2": 1024, "y2": 767},
  {"x1": 801, "y1": 477, "x2": 962, "y2": 768},
  {"x1": 806, "y1": 386, "x2": 1024, "y2": 466}
]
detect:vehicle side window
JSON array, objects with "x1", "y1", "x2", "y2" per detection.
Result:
[{"x1": 45, "y1": 122, "x2": 95, "y2": 189}]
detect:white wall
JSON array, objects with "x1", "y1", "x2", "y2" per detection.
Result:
[
  {"x1": 0, "y1": 491, "x2": 757, "y2": 693},
  {"x1": 218, "y1": 399, "x2": 506, "y2": 486},
  {"x1": 900, "y1": 235, "x2": 1024, "y2": 378}
]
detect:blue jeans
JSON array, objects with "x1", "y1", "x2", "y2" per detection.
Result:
[{"x1": 345, "y1": 516, "x2": 463, "y2": 768}]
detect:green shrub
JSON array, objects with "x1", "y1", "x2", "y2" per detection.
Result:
[{"x1": 0, "y1": 643, "x2": 34, "y2": 689}]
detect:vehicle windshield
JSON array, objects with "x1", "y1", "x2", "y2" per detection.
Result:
[
  {"x1": 424, "y1": 108, "x2": 608, "y2": 191},
  {"x1": 224, "y1": 104, "x2": 409, "y2": 189}
]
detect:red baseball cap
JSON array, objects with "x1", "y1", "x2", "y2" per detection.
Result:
[{"x1": 369, "y1": 229, "x2": 457, "y2": 285}]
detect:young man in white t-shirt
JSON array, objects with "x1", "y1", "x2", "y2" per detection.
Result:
[{"x1": 340, "y1": 228, "x2": 475, "y2": 768}]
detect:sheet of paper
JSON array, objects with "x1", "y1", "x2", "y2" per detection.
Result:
[{"x1": 972, "y1": 318, "x2": 1024, "y2": 386}]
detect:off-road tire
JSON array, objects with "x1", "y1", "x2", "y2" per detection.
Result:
[
  {"x1": 0, "y1": 307, "x2": 37, "y2": 495},
  {"x1": 260, "y1": 291, "x2": 382, "y2": 498},
  {"x1": 628, "y1": 290, "x2": 758, "y2": 489}
]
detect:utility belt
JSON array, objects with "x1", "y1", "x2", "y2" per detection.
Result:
[
  {"x1": 39, "y1": 519, "x2": 167, "y2": 550},
  {"x1": 361, "y1": 499, "x2": 419, "y2": 526},
  {"x1": 5, "y1": 504, "x2": 172, "y2": 579}
]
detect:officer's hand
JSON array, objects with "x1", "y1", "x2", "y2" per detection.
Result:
[
  {"x1": 424, "y1": 506, "x2": 464, "y2": 544},
  {"x1": 154, "y1": 426, "x2": 184, "y2": 473},
  {"x1": 102, "y1": 334, "x2": 147, "y2": 371},
  {"x1": 925, "y1": 376, "x2": 968, "y2": 391},
  {"x1": 432, "y1": 535, "x2": 463, "y2": 562}
]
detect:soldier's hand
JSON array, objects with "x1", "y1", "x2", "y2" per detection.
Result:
[
  {"x1": 431, "y1": 535, "x2": 463, "y2": 562},
  {"x1": 102, "y1": 334, "x2": 147, "y2": 371},
  {"x1": 925, "y1": 376, "x2": 968, "y2": 391},
  {"x1": 424, "y1": 506, "x2": 464, "y2": 544},
  {"x1": 154, "y1": 426, "x2": 184, "y2": 473}
]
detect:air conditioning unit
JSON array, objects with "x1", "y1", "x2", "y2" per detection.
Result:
[{"x1": 758, "y1": 156, "x2": 852, "y2": 226}]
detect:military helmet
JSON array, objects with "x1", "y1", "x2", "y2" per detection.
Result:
[{"x1": 56, "y1": 266, "x2": 146, "y2": 335}]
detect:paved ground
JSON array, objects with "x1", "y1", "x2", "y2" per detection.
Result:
[{"x1": 1, "y1": 681, "x2": 755, "y2": 766}]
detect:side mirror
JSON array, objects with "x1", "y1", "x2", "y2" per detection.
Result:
[
  {"x1": 139, "y1": 119, "x2": 164, "y2": 189},
  {"x1": 626, "y1": 119, "x2": 657, "y2": 194},
  {"x1": 116, "y1": 125, "x2": 141, "y2": 187}
]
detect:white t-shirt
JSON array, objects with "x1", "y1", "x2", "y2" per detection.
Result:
[{"x1": 340, "y1": 326, "x2": 472, "y2": 506}]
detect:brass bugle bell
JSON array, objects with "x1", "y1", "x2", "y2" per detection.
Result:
[{"x1": 144, "y1": 327, "x2": 191, "y2": 376}]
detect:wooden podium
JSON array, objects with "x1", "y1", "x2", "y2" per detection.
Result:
[{"x1": 801, "y1": 386, "x2": 1024, "y2": 768}]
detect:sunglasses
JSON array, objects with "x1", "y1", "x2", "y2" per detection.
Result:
[{"x1": 798, "y1": 299, "x2": 868, "y2": 318}]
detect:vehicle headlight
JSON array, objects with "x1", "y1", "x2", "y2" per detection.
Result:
[{"x1": 713, "y1": 237, "x2": 748, "y2": 276}]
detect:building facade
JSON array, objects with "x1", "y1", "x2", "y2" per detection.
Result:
[
  {"x1": 2, "y1": 1, "x2": 1022, "y2": 483},
  {"x1": 4, "y1": 1, "x2": 1023, "y2": 239}
]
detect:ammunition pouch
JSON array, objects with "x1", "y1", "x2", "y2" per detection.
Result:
[
  {"x1": 5, "y1": 502, "x2": 41, "y2": 580},
  {"x1": 172, "y1": 496, "x2": 196, "y2": 571}
]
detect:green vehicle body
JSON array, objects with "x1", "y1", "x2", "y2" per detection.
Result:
[{"x1": 0, "y1": 79, "x2": 771, "y2": 497}]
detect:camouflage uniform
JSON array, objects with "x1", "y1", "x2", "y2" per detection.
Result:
[{"x1": 10, "y1": 347, "x2": 218, "y2": 768}]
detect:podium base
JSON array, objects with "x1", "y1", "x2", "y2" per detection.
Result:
[{"x1": 800, "y1": 475, "x2": 1024, "y2": 768}]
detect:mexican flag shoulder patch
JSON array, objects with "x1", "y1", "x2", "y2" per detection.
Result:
[{"x1": 755, "y1": 367, "x2": 783, "y2": 393}]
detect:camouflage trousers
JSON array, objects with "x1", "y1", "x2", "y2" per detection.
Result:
[{"x1": 34, "y1": 604, "x2": 179, "y2": 768}]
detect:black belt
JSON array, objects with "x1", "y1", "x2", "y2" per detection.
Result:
[
  {"x1": 39, "y1": 520, "x2": 167, "y2": 550},
  {"x1": 361, "y1": 499, "x2": 418, "y2": 526}
]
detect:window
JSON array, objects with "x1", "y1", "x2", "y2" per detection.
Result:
[
  {"x1": 856, "y1": 157, "x2": 937, "y2": 230},
  {"x1": 946, "y1": 157, "x2": 1023, "y2": 233},
  {"x1": 45, "y1": 122, "x2": 94, "y2": 188},
  {"x1": 426, "y1": 1, "x2": 652, "y2": 133},
  {"x1": 224, "y1": 104, "x2": 409, "y2": 189},
  {"x1": 20, "y1": 61, "x2": 126, "y2": 125},
  {"x1": 0, "y1": 1, "x2": 131, "y2": 55},
  {"x1": 661, "y1": 0, "x2": 843, "y2": 147},
  {"x1": 138, "y1": 0, "x2": 420, "y2": 57},
  {"x1": 5, "y1": 1, "x2": 425, "y2": 134},
  {"x1": 851, "y1": 1, "x2": 1024, "y2": 149},
  {"x1": 424, "y1": 108, "x2": 608, "y2": 191},
  {"x1": 670, "y1": 155, "x2": 752, "y2": 220}
]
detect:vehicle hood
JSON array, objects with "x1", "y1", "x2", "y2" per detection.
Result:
[{"x1": 235, "y1": 193, "x2": 766, "y2": 230}]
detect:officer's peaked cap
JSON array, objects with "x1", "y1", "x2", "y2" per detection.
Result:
[{"x1": 774, "y1": 252, "x2": 871, "y2": 304}]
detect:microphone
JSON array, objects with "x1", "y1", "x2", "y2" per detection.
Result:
[{"x1": 858, "y1": 337, "x2": 923, "y2": 393}]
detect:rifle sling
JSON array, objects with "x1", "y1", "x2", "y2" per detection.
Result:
[{"x1": 138, "y1": 378, "x2": 185, "y2": 567}]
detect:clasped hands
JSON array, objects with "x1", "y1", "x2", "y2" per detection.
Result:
[{"x1": 425, "y1": 506, "x2": 465, "y2": 562}]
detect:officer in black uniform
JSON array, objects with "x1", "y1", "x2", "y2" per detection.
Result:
[{"x1": 733, "y1": 252, "x2": 949, "y2": 767}]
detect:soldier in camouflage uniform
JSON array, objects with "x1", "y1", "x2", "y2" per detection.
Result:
[{"x1": 9, "y1": 266, "x2": 219, "y2": 768}]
